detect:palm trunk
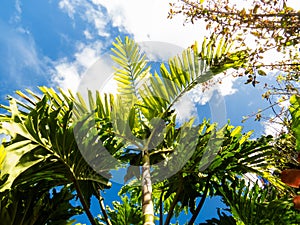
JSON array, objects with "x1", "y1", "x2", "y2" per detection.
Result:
[{"x1": 142, "y1": 153, "x2": 155, "y2": 225}]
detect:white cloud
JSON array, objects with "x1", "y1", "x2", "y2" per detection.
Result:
[
  {"x1": 54, "y1": 0, "x2": 238, "y2": 104},
  {"x1": 92, "y1": 0, "x2": 207, "y2": 48},
  {"x1": 173, "y1": 93, "x2": 198, "y2": 124},
  {"x1": 173, "y1": 74, "x2": 236, "y2": 124},
  {"x1": 83, "y1": 29, "x2": 93, "y2": 39},
  {"x1": 59, "y1": 0, "x2": 110, "y2": 37},
  {"x1": 192, "y1": 74, "x2": 237, "y2": 105},
  {"x1": 59, "y1": 0, "x2": 76, "y2": 18},
  {"x1": 51, "y1": 41, "x2": 103, "y2": 91},
  {"x1": 51, "y1": 60, "x2": 81, "y2": 91},
  {"x1": 0, "y1": 21, "x2": 45, "y2": 85},
  {"x1": 263, "y1": 116, "x2": 287, "y2": 137}
]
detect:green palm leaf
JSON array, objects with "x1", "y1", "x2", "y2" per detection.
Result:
[
  {"x1": 217, "y1": 179, "x2": 300, "y2": 225},
  {"x1": 138, "y1": 36, "x2": 242, "y2": 119},
  {"x1": 0, "y1": 87, "x2": 112, "y2": 209},
  {"x1": 109, "y1": 36, "x2": 244, "y2": 147},
  {"x1": 111, "y1": 36, "x2": 151, "y2": 102}
]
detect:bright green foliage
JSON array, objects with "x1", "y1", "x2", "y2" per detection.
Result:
[
  {"x1": 0, "y1": 36, "x2": 295, "y2": 225},
  {"x1": 290, "y1": 95, "x2": 300, "y2": 151},
  {"x1": 111, "y1": 37, "x2": 151, "y2": 102},
  {"x1": 0, "y1": 88, "x2": 109, "y2": 192},
  {"x1": 216, "y1": 179, "x2": 300, "y2": 225},
  {"x1": 0, "y1": 87, "x2": 118, "y2": 225},
  {"x1": 119, "y1": 123, "x2": 284, "y2": 223},
  {"x1": 98, "y1": 196, "x2": 143, "y2": 225}
]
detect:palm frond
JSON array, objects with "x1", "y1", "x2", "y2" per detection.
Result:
[
  {"x1": 0, "y1": 87, "x2": 112, "y2": 194},
  {"x1": 111, "y1": 36, "x2": 151, "y2": 103},
  {"x1": 138, "y1": 36, "x2": 244, "y2": 119},
  {"x1": 218, "y1": 178, "x2": 300, "y2": 225}
]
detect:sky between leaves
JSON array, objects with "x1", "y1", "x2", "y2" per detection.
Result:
[{"x1": 0, "y1": 0, "x2": 299, "y2": 224}]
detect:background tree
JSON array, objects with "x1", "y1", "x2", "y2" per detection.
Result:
[
  {"x1": 170, "y1": 0, "x2": 300, "y2": 215},
  {"x1": 169, "y1": 0, "x2": 299, "y2": 128}
]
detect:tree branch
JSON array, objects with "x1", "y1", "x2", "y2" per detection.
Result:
[
  {"x1": 73, "y1": 179, "x2": 97, "y2": 225},
  {"x1": 181, "y1": 0, "x2": 300, "y2": 18},
  {"x1": 188, "y1": 174, "x2": 212, "y2": 225},
  {"x1": 159, "y1": 190, "x2": 165, "y2": 225},
  {"x1": 164, "y1": 183, "x2": 183, "y2": 225},
  {"x1": 96, "y1": 188, "x2": 112, "y2": 225}
]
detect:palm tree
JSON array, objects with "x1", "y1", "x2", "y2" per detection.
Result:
[
  {"x1": 0, "y1": 36, "x2": 295, "y2": 224},
  {"x1": 0, "y1": 88, "x2": 116, "y2": 225}
]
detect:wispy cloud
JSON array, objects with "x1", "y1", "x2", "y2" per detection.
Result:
[
  {"x1": 174, "y1": 73, "x2": 237, "y2": 124},
  {"x1": 263, "y1": 116, "x2": 287, "y2": 137},
  {"x1": 59, "y1": 0, "x2": 110, "y2": 38},
  {"x1": 51, "y1": 41, "x2": 104, "y2": 91},
  {"x1": 0, "y1": 20, "x2": 48, "y2": 89},
  {"x1": 91, "y1": 0, "x2": 207, "y2": 48},
  {"x1": 54, "y1": 0, "x2": 238, "y2": 104}
]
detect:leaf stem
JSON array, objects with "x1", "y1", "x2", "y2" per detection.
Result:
[
  {"x1": 73, "y1": 179, "x2": 97, "y2": 225},
  {"x1": 188, "y1": 174, "x2": 212, "y2": 225},
  {"x1": 164, "y1": 182, "x2": 183, "y2": 225},
  {"x1": 96, "y1": 189, "x2": 112, "y2": 225},
  {"x1": 159, "y1": 190, "x2": 165, "y2": 225}
]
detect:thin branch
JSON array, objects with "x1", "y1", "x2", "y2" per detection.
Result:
[
  {"x1": 244, "y1": 99, "x2": 289, "y2": 120},
  {"x1": 159, "y1": 190, "x2": 165, "y2": 225},
  {"x1": 96, "y1": 189, "x2": 112, "y2": 225},
  {"x1": 180, "y1": 0, "x2": 300, "y2": 18},
  {"x1": 188, "y1": 174, "x2": 212, "y2": 225},
  {"x1": 73, "y1": 179, "x2": 97, "y2": 225},
  {"x1": 164, "y1": 183, "x2": 183, "y2": 225}
]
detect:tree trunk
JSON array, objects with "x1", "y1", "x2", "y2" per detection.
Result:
[{"x1": 142, "y1": 153, "x2": 155, "y2": 225}]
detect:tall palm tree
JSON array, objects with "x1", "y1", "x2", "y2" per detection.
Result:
[{"x1": 105, "y1": 36, "x2": 247, "y2": 224}]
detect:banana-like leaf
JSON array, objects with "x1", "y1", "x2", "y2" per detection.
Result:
[
  {"x1": 218, "y1": 178, "x2": 300, "y2": 225},
  {"x1": 0, "y1": 185, "x2": 81, "y2": 225},
  {"x1": 0, "y1": 87, "x2": 111, "y2": 196},
  {"x1": 98, "y1": 196, "x2": 143, "y2": 225}
]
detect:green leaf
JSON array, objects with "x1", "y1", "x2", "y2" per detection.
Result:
[
  {"x1": 257, "y1": 69, "x2": 267, "y2": 76},
  {"x1": 290, "y1": 95, "x2": 300, "y2": 151}
]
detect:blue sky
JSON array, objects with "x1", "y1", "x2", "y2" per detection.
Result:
[{"x1": 0, "y1": 0, "x2": 299, "y2": 224}]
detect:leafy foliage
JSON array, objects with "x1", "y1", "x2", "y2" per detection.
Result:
[
  {"x1": 0, "y1": 185, "x2": 81, "y2": 225},
  {"x1": 98, "y1": 196, "x2": 143, "y2": 225},
  {"x1": 290, "y1": 94, "x2": 300, "y2": 151},
  {"x1": 0, "y1": 87, "x2": 118, "y2": 225},
  {"x1": 169, "y1": 0, "x2": 300, "y2": 133},
  {"x1": 0, "y1": 88, "x2": 109, "y2": 192},
  {"x1": 0, "y1": 36, "x2": 295, "y2": 225},
  {"x1": 216, "y1": 179, "x2": 300, "y2": 225},
  {"x1": 119, "y1": 122, "x2": 284, "y2": 224}
]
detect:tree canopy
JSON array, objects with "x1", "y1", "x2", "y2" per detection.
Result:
[
  {"x1": 0, "y1": 35, "x2": 299, "y2": 224},
  {"x1": 169, "y1": 0, "x2": 300, "y2": 128}
]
